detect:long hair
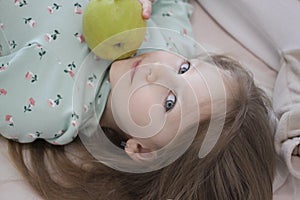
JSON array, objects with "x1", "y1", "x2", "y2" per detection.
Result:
[{"x1": 8, "y1": 55, "x2": 275, "y2": 200}]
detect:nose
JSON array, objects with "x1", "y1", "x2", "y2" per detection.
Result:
[
  {"x1": 145, "y1": 62, "x2": 174, "y2": 83},
  {"x1": 145, "y1": 65, "x2": 178, "y2": 90},
  {"x1": 146, "y1": 68, "x2": 157, "y2": 83}
]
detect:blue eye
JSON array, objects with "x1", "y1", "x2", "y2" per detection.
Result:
[
  {"x1": 178, "y1": 61, "x2": 190, "y2": 74},
  {"x1": 165, "y1": 91, "x2": 176, "y2": 112}
]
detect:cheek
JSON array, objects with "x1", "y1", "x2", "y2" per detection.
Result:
[
  {"x1": 140, "y1": 115, "x2": 182, "y2": 150},
  {"x1": 151, "y1": 127, "x2": 179, "y2": 148},
  {"x1": 128, "y1": 85, "x2": 165, "y2": 127},
  {"x1": 109, "y1": 60, "x2": 131, "y2": 88}
]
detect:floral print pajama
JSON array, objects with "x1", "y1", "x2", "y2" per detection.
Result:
[{"x1": 0, "y1": 0, "x2": 195, "y2": 144}]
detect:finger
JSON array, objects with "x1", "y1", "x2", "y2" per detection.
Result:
[{"x1": 138, "y1": 0, "x2": 152, "y2": 19}]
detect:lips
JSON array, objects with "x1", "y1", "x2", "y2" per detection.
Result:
[{"x1": 131, "y1": 59, "x2": 141, "y2": 83}]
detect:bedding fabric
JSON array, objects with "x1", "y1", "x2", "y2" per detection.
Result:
[
  {"x1": 273, "y1": 50, "x2": 300, "y2": 179},
  {"x1": 197, "y1": 0, "x2": 300, "y2": 71},
  {"x1": 196, "y1": 0, "x2": 300, "y2": 197}
]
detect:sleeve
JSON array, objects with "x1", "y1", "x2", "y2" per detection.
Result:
[
  {"x1": 137, "y1": 0, "x2": 200, "y2": 59},
  {"x1": 150, "y1": 0, "x2": 194, "y2": 37}
]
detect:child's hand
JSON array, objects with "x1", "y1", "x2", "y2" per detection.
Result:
[{"x1": 138, "y1": 0, "x2": 152, "y2": 20}]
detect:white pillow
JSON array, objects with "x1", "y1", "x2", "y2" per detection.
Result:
[{"x1": 273, "y1": 50, "x2": 300, "y2": 179}]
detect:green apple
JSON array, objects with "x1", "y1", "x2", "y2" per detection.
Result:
[{"x1": 82, "y1": 0, "x2": 147, "y2": 60}]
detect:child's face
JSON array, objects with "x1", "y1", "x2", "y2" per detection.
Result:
[{"x1": 108, "y1": 51, "x2": 226, "y2": 150}]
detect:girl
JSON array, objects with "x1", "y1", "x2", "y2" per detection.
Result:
[
  {"x1": 7, "y1": 52, "x2": 276, "y2": 200},
  {"x1": 1, "y1": 0, "x2": 275, "y2": 199}
]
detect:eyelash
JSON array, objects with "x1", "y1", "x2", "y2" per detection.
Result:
[
  {"x1": 178, "y1": 61, "x2": 191, "y2": 74},
  {"x1": 164, "y1": 91, "x2": 176, "y2": 112}
]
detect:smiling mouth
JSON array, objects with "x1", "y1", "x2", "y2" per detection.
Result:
[{"x1": 131, "y1": 59, "x2": 141, "y2": 83}]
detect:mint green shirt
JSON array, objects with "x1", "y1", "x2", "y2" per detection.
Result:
[{"x1": 0, "y1": 0, "x2": 195, "y2": 144}]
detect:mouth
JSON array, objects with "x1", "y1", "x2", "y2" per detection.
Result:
[{"x1": 131, "y1": 59, "x2": 141, "y2": 83}]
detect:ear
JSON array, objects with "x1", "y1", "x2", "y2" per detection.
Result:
[{"x1": 124, "y1": 138, "x2": 157, "y2": 162}]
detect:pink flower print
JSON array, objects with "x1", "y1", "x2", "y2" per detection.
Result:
[
  {"x1": 182, "y1": 28, "x2": 187, "y2": 36},
  {"x1": 28, "y1": 42, "x2": 42, "y2": 49},
  {"x1": 52, "y1": 141, "x2": 59, "y2": 145},
  {"x1": 0, "y1": 88, "x2": 7, "y2": 96},
  {"x1": 27, "y1": 43, "x2": 46, "y2": 59},
  {"x1": 54, "y1": 130, "x2": 65, "y2": 138},
  {"x1": 63, "y1": 69, "x2": 75, "y2": 78},
  {"x1": 47, "y1": 99, "x2": 55, "y2": 107},
  {"x1": 71, "y1": 120, "x2": 77, "y2": 127},
  {"x1": 47, "y1": 94, "x2": 63, "y2": 107},
  {"x1": 87, "y1": 74, "x2": 97, "y2": 88},
  {"x1": 23, "y1": 18, "x2": 36, "y2": 28},
  {"x1": 64, "y1": 62, "x2": 76, "y2": 78},
  {"x1": 28, "y1": 20, "x2": 36, "y2": 28},
  {"x1": 71, "y1": 112, "x2": 79, "y2": 127},
  {"x1": 9, "y1": 40, "x2": 17, "y2": 49},
  {"x1": 35, "y1": 43, "x2": 42, "y2": 49},
  {"x1": 14, "y1": 0, "x2": 27, "y2": 7},
  {"x1": 25, "y1": 72, "x2": 33, "y2": 80},
  {"x1": 74, "y1": 33, "x2": 85, "y2": 43},
  {"x1": 74, "y1": 8, "x2": 82, "y2": 14},
  {"x1": 83, "y1": 105, "x2": 89, "y2": 113},
  {"x1": 28, "y1": 133, "x2": 35, "y2": 138},
  {"x1": 25, "y1": 71, "x2": 38, "y2": 83},
  {"x1": 47, "y1": 6, "x2": 54, "y2": 14},
  {"x1": 29, "y1": 97, "x2": 35, "y2": 106},
  {"x1": 68, "y1": 70, "x2": 75, "y2": 78},
  {"x1": 44, "y1": 33, "x2": 52, "y2": 42},
  {"x1": 74, "y1": 3, "x2": 83, "y2": 14},
  {"x1": 87, "y1": 80, "x2": 94, "y2": 88},
  {"x1": 162, "y1": 11, "x2": 173, "y2": 17},
  {"x1": 5, "y1": 115, "x2": 14, "y2": 126},
  {"x1": 45, "y1": 30, "x2": 60, "y2": 42},
  {"x1": 48, "y1": 3, "x2": 62, "y2": 14},
  {"x1": 0, "y1": 63, "x2": 8, "y2": 71},
  {"x1": 14, "y1": 0, "x2": 21, "y2": 6},
  {"x1": 5, "y1": 114, "x2": 12, "y2": 121},
  {"x1": 24, "y1": 97, "x2": 35, "y2": 112},
  {"x1": 28, "y1": 131, "x2": 42, "y2": 139}
]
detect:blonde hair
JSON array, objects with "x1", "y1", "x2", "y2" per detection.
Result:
[{"x1": 8, "y1": 55, "x2": 275, "y2": 200}]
